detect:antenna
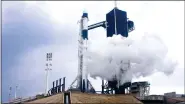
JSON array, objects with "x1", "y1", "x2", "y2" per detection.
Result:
[
  {"x1": 45, "y1": 53, "x2": 52, "y2": 96},
  {"x1": 114, "y1": 0, "x2": 117, "y2": 8},
  {"x1": 114, "y1": 0, "x2": 117, "y2": 35}
]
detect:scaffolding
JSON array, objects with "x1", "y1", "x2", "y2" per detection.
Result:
[{"x1": 130, "y1": 81, "x2": 150, "y2": 98}]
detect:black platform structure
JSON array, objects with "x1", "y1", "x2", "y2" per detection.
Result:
[
  {"x1": 47, "y1": 77, "x2": 66, "y2": 96},
  {"x1": 89, "y1": 7, "x2": 135, "y2": 94}
]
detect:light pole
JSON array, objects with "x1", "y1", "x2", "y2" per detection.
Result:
[
  {"x1": 45, "y1": 53, "x2": 52, "y2": 96},
  {"x1": 15, "y1": 86, "x2": 18, "y2": 99},
  {"x1": 9, "y1": 87, "x2": 12, "y2": 102}
]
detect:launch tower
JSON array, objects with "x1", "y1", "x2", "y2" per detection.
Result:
[{"x1": 69, "y1": 5, "x2": 135, "y2": 93}]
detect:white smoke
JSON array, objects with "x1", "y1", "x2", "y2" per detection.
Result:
[{"x1": 84, "y1": 34, "x2": 177, "y2": 85}]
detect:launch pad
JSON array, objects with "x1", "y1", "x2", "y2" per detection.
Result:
[
  {"x1": 42, "y1": 4, "x2": 150, "y2": 99},
  {"x1": 68, "y1": 6, "x2": 145, "y2": 96},
  {"x1": 37, "y1": 1, "x2": 150, "y2": 100}
]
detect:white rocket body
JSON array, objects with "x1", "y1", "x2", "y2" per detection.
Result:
[{"x1": 77, "y1": 11, "x2": 89, "y2": 92}]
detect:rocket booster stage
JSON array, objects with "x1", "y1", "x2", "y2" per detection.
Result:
[
  {"x1": 82, "y1": 11, "x2": 88, "y2": 92},
  {"x1": 77, "y1": 10, "x2": 89, "y2": 92}
]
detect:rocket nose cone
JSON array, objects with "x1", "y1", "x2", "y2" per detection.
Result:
[
  {"x1": 83, "y1": 9, "x2": 88, "y2": 14},
  {"x1": 82, "y1": 9, "x2": 88, "y2": 18}
]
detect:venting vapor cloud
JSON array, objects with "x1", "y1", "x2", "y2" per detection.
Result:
[{"x1": 85, "y1": 34, "x2": 177, "y2": 85}]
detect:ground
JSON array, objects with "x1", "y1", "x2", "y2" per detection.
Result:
[{"x1": 28, "y1": 91, "x2": 143, "y2": 103}]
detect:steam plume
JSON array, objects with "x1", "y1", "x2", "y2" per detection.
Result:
[{"x1": 85, "y1": 34, "x2": 177, "y2": 84}]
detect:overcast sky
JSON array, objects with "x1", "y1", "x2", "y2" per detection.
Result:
[{"x1": 2, "y1": 1, "x2": 184, "y2": 102}]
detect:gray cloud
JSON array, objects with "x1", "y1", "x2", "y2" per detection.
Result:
[{"x1": 2, "y1": 1, "x2": 77, "y2": 101}]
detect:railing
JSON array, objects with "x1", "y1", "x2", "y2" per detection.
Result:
[
  {"x1": 138, "y1": 95, "x2": 164, "y2": 101},
  {"x1": 88, "y1": 21, "x2": 106, "y2": 30}
]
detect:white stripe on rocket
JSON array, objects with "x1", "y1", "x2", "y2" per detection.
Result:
[{"x1": 82, "y1": 18, "x2": 88, "y2": 30}]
